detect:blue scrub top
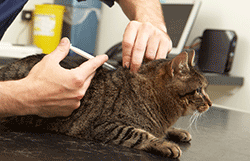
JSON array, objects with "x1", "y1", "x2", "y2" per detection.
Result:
[{"x1": 0, "y1": 0, "x2": 28, "y2": 40}]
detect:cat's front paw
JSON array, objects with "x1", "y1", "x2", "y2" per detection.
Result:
[
  {"x1": 144, "y1": 140, "x2": 182, "y2": 159},
  {"x1": 166, "y1": 128, "x2": 192, "y2": 143}
]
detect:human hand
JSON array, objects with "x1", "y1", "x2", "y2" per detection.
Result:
[
  {"x1": 18, "y1": 37, "x2": 108, "y2": 117},
  {"x1": 122, "y1": 21, "x2": 172, "y2": 72}
]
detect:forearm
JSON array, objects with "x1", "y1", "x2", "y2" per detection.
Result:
[
  {"x1": 0, "y1": 80, "x2": 27, "y2": 117},
  {"x1": 116, "y1": 0, "x2": 167, "y2": 32}
]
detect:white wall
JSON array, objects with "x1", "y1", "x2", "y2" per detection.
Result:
[
  {"x1": 95, "y1": 3, "x2": 129, "y2": 55},
  {"x1": 1, "y1": 0, "x2": 55, "y2": 45}
]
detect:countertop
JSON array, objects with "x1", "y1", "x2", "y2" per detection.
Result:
[{"x1": 0, "y1": 106, "x2": 250, "y2": 161}]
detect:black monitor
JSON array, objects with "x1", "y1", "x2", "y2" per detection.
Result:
[{"x1": 161, "y1": 0, "x2": 201, "y2": 55}]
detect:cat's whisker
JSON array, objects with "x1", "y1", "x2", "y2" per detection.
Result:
[
  {"x1": 189, "y1": 114, "x2": 194, "y2": 123},
  {"x1": 199, "y1": 113, "x2": 203, "y2": 119},
  {"x1": 187, "y1": 110, "x2": 203, "y2": 134},
  {"x1": 194, "y1": 113, "x2": 200, "y2": 133},
  {"x1": 190, "y1": 112, "x2": 197, "y2": 124},
  {"x1": 201, "y1": 110, "x2": 209, "y2": 119},
  {"x1": 187, "y1": 111, "x2": 198, "y2": 130},
  {"x1": 189, "y1": 111, "x2": 197, "y2": 122}
]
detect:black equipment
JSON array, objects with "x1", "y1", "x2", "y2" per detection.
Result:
[{"x1": 197, "y1": 29, "x2": 237, "y2": 74}]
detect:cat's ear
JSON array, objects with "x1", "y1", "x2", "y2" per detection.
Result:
[
  {"x1": 188, "y1": 50, "x2": 195, "y2": 66},
  {"x1": 170, "y1": 51, "x2": 189, "y2": 76}
]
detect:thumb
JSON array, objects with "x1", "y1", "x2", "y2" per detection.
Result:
[{"x1": 49, "y1": 37, "x2": 70, "y2": 62}]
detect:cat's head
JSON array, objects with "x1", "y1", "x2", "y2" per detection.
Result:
[
  {"x1": 140, "y1": 51, "x2": 212, "y2": 116},
  {"x1": 168, "y1": 51, "x2": 212, "y2": 115}
]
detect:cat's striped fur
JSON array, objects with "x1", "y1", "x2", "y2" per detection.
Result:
[{"x1": 0, "y1": 51, "x2": 212, "y2": 159}]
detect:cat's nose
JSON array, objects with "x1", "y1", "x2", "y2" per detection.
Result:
[
  {"x1": 205, "y1": 95, "x2": 212, "y2": 107},
  {"x1": 208, "y1": 100, "x2": 212, "y2": 107},
  {"x1": 202, "y1": 89, "x2": 212, "y2": 107}
]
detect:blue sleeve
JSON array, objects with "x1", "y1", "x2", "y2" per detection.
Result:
[
  {"x1": 0, "y1": 0, "x2": 28, "y2": 40},
  {"x1": 77, "y1": 0, "x2": 115, "y2": 7}
]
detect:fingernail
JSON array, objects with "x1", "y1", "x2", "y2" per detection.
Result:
[
  {"x1": 124, "y1": 62, "x2": 130, "y2": 69},
  {"x1": 60, "y1": 38, "x2": 67, "y2": 45}
]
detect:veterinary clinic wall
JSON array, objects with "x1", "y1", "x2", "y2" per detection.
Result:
[
  {"x1": 95, "y1": 0, "x2": 250, "y2": 112},
  {"x1": 1, "y1": 0, "x2": 55, "y2": 45},
  {"x1": 95, "y1": 3, "x2": 129, "y2": 55}
]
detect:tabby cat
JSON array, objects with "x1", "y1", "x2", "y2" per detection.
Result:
[{"x1": 0, "y1": 51, "x2": 212, "y2": 159}]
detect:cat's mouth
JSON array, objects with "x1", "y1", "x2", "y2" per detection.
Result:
[{"x1": 180, "y1": 87, "x2": 212, "y2": 115}]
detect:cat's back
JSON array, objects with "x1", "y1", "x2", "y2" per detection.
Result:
[{"x1": 0, "y1": 54, "x2": 45, "y2": 81}]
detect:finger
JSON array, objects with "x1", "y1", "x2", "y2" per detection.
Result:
[
  {"x1": 130, "y1": 27, "x2": 150, "y2": 72},
  {"x1": 49, "y1": 37, "x2": 71, "y2": 62},
  {"x1": 164, "y1": 33, "x2": 173, "y2": 56},
  {"x1": 77, "y1": 54, "x2": 108, "y2": 79},
  {"x1": 68, "y1": 72, "x2": 96, "y2": 111},
  {"x1": 82, "y1": 72, "x2": 95, "y2": 91},
  {"x1": 156, "y1": 39, "x2": 170, "y2": 59},
  {"x1": 122, "y1": 21, "x2": 140, "y2": 68},
  {"x1": 145, "y1": 35, "x2": 160, "y2": 61},
  {"x1": 168, "y1": 38, "x2": 173, "y2": 54},
  {"x1": 61, "y1": 55, "x2": 107, "y2": 89},
  {"x1": 76, "y1": 71, "x2": 95, "y2": 95}
]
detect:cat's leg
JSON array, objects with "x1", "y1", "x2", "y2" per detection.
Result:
[
  {"x1": 103, "y1": 125, "x2": 182, "y2": 158},
  {"x1": 166, "y1": 127, "x2": 192, "y2": 143}
]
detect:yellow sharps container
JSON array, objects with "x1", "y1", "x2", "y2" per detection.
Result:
[{"x1": 33, "y1": 4, "x2": 65, "y2": 54}]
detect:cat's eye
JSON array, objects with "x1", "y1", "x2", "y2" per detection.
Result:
[
  {"x1": 179, "y1": 87, "x2": 202, "y2": 97},
  {"x1": 196, "y1": 87, "x2": 202, "y2": 94}
]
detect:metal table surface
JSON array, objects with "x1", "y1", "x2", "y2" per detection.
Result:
[{"x1": 0, "y1": 106, "x2": 249, "y2": 161}]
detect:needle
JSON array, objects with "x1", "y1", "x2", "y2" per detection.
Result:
[{"x1": 70, "y1": 44, "x2": 116, "y2": 70}]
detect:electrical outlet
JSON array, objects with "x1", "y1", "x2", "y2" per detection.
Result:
[{"x1": 22, "y1": 10, "x2": 33, "y2": 21}]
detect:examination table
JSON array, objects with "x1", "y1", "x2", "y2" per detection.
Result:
[{"x1": 0, "y1": 106, "x2": 250, "y2": 161}]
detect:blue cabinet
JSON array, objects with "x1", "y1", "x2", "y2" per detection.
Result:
[{"x1": 55, "y1": 0, "x2": 102, "y2": 54}]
